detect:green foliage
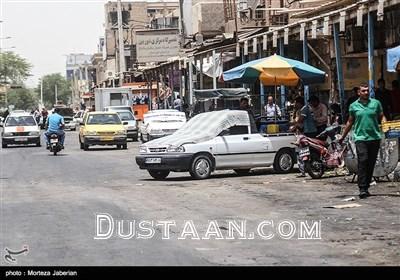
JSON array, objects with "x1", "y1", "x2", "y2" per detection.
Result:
[
  {"x1": 35, "y1": 73, "x2": 72, "y2": 108},
  {"x1": 0, "y1": 51, "x2": 32, "y2": 84},
  {"x1": 7, "y1": 87, "x2": 39, "y2": 111}
]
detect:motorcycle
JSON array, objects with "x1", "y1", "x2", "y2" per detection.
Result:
[
  {"x1": 48, "y1": 133, "x2": 62, "y2": 156},
  {"x1": 293, "y1": 124, "x2": 348, "y2": 179}
]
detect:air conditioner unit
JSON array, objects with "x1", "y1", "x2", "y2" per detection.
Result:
[{"x1": 107, "y1": 70, "x2": 115, "y2": 78}]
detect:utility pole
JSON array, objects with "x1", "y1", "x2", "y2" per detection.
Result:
[
  {"x1": 55, "y1": 83, "x2": 58, "y2": 104},
  {"x1": 178, "y1": 0, "x2": 185, "y2": 47},
  {"x1": 117, "y1": 0, "x2": 126, "y2": 86},
  {"x1": 40, "y1": 78, "x2": 43, "y2": 107}
]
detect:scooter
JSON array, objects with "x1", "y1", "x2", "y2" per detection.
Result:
[
  {"x1": 293, "y1": 124, "x2": 348, "y2": 179},
  {"x1": 48, "y1": 133, "x2": 62, "y2": 156}
]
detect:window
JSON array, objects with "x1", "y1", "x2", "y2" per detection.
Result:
[
  {"x1": 220, "y1": 125, "x2": 249, "y2": 136},
  {"x1": 5, "y1": 116, "x2": 36, "y2": 127}
]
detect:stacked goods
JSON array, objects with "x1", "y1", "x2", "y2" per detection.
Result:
[{"x1": 381, "y1": 120, "x2": 400, "y2": 138}]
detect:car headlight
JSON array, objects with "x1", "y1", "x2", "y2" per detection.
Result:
[
  {"x1": 139, "y1": 145, "x2": 147, "y2": 153},
  {"x1": 28, "y1": 131, "x2": 40, "y2": 136},
  {"x1": 3, "y1": 132, "x2": 13, "y2": 137},
  {"x1": 167, "y1": 145, "x2": 185, "y2": 152},
  {"x1": 115, "y1": 130, "x2": 126, "y2": 135},
  {"x1": 85, "y1": 131, "x2": 98, "y2": 136}
]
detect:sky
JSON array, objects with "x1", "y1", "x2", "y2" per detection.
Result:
[{"x1": 0, "y1": 0, "x2": 108, "y2": 88}]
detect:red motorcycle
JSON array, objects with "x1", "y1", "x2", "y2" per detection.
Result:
[{"x1": 293, "y1": 125, "x2": 348, "y2": 179}]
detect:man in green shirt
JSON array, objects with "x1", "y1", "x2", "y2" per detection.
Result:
[{"x1": 339, "y1": 83, "x2": 386, "y2": 199}]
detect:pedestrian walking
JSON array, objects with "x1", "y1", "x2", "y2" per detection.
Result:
[
  {"x1": 339, "y1": 83, "x2": 386, "y2": 199},
  {"x1": 173, "y1": 95, "x2": 183, "y2": 111}
]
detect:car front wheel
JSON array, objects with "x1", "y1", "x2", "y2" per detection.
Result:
[
  {"x1": 190, "y1": 155, "x2": 212, "y2": 180},
  {"x1": 148, "y1": 170, "x2": 170, "y2": 180}
]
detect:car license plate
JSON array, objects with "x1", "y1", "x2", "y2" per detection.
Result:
[
  {"x1": 299, "y1": 147, "x2": 310, "y2": 157},
  {"x1": 50, "y1": 139, "x2": 58, "y2": 143},
  {"x1": 100, "y1": 136, "x2": 114, "y2": 141},
  {"x1": 15, "y1": 137, "x2": 28, "y2": 142},
  {"x1": 145, "y1": 158, "x2": 161, "y2": 164}
]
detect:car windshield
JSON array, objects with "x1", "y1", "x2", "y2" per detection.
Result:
[
  {"x1": 87, "y1": 114, "x2": 121, "y2": 125},
  {"x1": 117, "y1": 111, "x2": 134, "y2": 121},
  {"x1": 5, "y1": 116, "x2": 36, "y2": 127}
]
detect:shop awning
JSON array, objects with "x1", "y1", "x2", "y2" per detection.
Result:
[
  {"x1": 81, "y1": 93, "x2": 94, "y2": 99},
  {"x1": 387, "y1": 45, "x2": 400, "y2": 72},
  {"x1": 194, "y1": 88, "x2": 249, "y2": 101}
]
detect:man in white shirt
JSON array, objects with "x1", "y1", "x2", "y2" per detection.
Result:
[
  {"x1": 264, "y1": 96, "x2": 281, "y2": 119},
  {"x1": 173, "y1": 95, "x2": 183, "y2": 111}
]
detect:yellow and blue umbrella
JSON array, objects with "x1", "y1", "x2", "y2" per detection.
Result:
[{"x1": 222, "y1": 54, "x2": 326, "y2": 86}]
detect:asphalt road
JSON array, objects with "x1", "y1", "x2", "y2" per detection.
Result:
[{"x1": 1, "y1": 130, "x2": 399, "y2": 266}]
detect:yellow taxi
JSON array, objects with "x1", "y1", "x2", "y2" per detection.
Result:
[{"x1": 79, "y1": 111, "x2": 127, "y2": 151}]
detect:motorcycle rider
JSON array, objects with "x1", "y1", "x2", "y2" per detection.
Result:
[{"x1": 45, "y1": 108, "x2": 65, "y2": 149}]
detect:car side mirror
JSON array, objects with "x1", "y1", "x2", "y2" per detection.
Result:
[
  {"x1": 123, "y1": 121, "x2": 128, "y2": 125},
  {"x1": 218, "y1": 129, "x2": 230, "y2": 136}
]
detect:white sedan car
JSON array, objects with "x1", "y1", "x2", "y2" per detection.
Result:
[
  {"x1": 140, "y1": 109, "x2": 186, "y2": 142},
  {"x1": 136, "y1": 110, "x2": 296, "y2": 180},
  {"x1": 1, "y1": 112, "x2": 41, "y2": 148}
]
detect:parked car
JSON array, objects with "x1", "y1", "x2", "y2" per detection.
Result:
[
  {"x1": 73, "y1": 110, "x2": 84, "y2": 125},
  {"x1": 115, "y1": 110, "x2": 138, "y2": 141},
  {"x1": 79, "y1": 112, "x2": 127, "y2": 151},
  {"x1": 1, "y1": 112, "x2": 41, "y2": 148},
  {"x1": 136, "y1": 110, "x2": 296, "y2": 180},
  {"x1": 140, "y1": 109, "x2": 186, "y2": 142},
  {"x1": 57, "y1": 107, "x2": 76, "y2": 131},
  {"x1": 104, "y1": 105, "x2": 134, "y2": 115}
]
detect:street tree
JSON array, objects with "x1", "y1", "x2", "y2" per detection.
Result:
[
  {"x1": 36, "y1": 73, "x2": 72, "y2": 108},
  {"x1": 0, "y1": 51, "x2": 32, "y2": 85},
  {"x1": 7, "y1": 87, "x2": 38, "y2": 111}
]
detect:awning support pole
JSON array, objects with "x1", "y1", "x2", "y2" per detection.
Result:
[
  {"x1": 368, "y1": 11, "x2": 375, "y2": 98},
  {"x1": 303, "y1": 32, "x2": 309, "y2": 104},
  {"x1": 259, "y1": 43, "x2": 265, "y2": 112},
  {"x1": 279, "y1": 38, "x2": 286, "y2": 116},
  {"x1": 333, "y1": 23, "x2": 346, "y2": 114}
]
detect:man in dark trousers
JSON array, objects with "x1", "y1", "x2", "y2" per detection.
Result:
[{"x1": 339, "y1": 83, "x2": 386, "y2": 199}]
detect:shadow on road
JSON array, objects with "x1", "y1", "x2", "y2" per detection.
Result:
[{"x1": 140, "y1": 168, "x2": 301, "y2": 182}]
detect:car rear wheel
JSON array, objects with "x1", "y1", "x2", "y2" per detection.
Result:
[
  {"x1": 84, "y1": 143, "x2": 89, "y2": 151},
  {"x1": 122, "y1": 144, "x2": 128, "y2": 150},
  {"x1": 36, "y1": 141, "x2": 41, "y2": 147},
  {"x1": 273, "y1": 148, "x2": 295, "y2": 174},
  {"x1": 148, "y1": 170, "x2": 170, "y2": 180},
  {"x1": 2, "y1": 143, "x2": 7, "y2": 148},
  {"x1": 190, "y1": 155, "x2": 212, "y2": 180}
]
